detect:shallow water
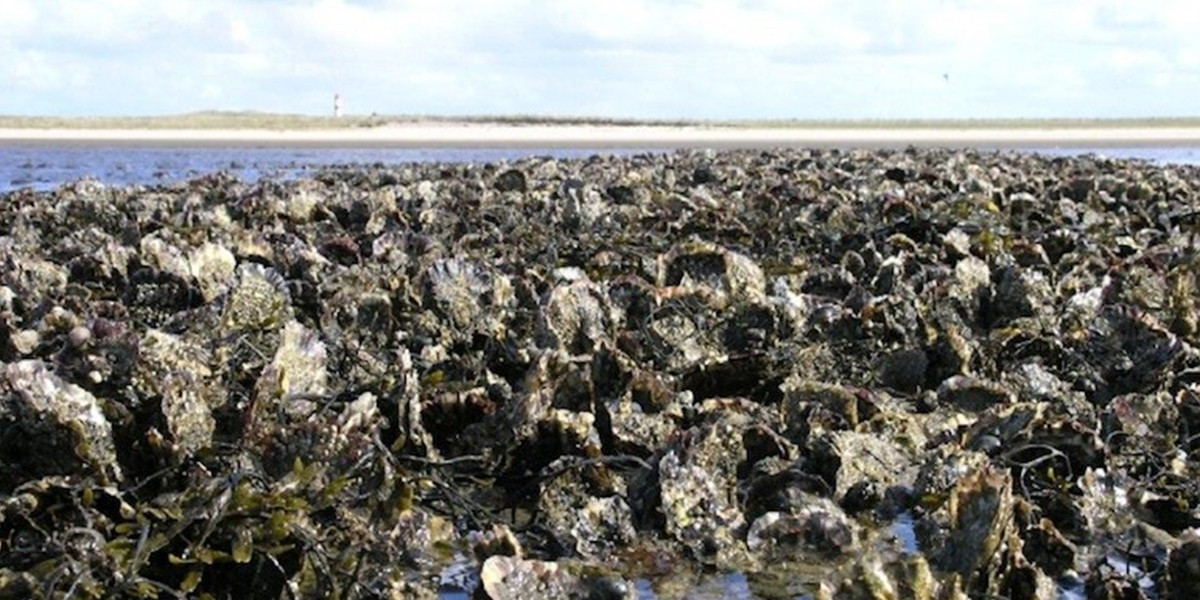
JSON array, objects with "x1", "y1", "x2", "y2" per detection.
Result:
[
  {"x1": 428, "y1": 512, "x2": 919, "y2": 600},
  {"x1": 0, "y1": 146, "x2": 653, "y2": 192},
  {"x1": 1030, "y1": 145, "x2": 1200, "y2": 165},
  {"x1": 3, "y1": 144, "x2": 1200, "y2": 193}
]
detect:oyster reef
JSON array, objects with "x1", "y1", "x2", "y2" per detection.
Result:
[{"x1": 4, "y1": 148, "x2": 1200, "y2": 599}]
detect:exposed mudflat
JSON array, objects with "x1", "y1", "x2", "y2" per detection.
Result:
[{"x1": 3, "y1": 148, "x2": 1200, "y2": 599}]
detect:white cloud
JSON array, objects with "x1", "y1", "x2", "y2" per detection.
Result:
[
  {"x1": 0, "y1": 0, "x2": 37, "y2": 32},
  {"x1": 2, "y1": 0, "x2": 1199, "y2": 118},
  {"x1": 1108, "y1": 48, "x2": 1163, "y2": 70}
]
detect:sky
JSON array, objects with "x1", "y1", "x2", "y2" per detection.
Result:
[{"x1": 2, "y1": 0, "x2": 1199, "y2": 120}]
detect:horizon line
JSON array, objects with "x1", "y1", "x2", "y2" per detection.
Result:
[{"x1": 5, "y1": 112, "x2": 1200, "y2": 131}]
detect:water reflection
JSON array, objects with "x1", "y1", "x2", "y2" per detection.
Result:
[{"x1": 0, "y1": 146, "x2": 654, "y2": 192}]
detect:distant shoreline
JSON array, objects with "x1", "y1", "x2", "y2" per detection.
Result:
[
  {"x1": 4, "y1": 124, "x2": 1200, "y2": 149},
  {"x1": 5, "y1": 112, "x2": 1200, "y2": 130}
]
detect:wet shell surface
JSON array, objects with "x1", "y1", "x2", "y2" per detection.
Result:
[{"x1": 3, "y1": 148, "x2": 1200, "y2": 598}]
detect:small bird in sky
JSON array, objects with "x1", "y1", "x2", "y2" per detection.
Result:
[{"x1": 943, "y1": 73, "x2": 950, "y2": 83}]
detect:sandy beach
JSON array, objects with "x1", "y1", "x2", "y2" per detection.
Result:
[{"x1": 4, "y1": 123, "x2": 1200, "y2": 148}]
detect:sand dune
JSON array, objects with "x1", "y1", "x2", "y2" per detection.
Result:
[{"x1": 3, "y1": 123, "x2": 1200, "y2": 148}]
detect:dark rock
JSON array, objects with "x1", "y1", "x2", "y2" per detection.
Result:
[
  {"x1": 878, "y1": 348, "x2": 928, "y2": 393},
  {"x1": 1167, "y1": 532, "x2": 1200, "y2": 599},
  {"x1": 494, "y1": 168, "x2": 527, "y2": 192}
]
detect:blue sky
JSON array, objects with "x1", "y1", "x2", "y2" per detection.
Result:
[{"x1": 2, "y1": 0, "x2": 1198, "y2": 119}]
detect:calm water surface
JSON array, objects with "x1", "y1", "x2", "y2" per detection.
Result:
[
  {"x1": 0, "y1": 146, "x2": 656, "y2": 193},
  {"x1": 3, "y1": 145, "x2": 1200, "y2": 193}
]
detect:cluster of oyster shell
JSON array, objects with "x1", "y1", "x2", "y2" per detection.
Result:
[{"x1": 4, "y1": 148, "x2": 1200, "y2": 599}]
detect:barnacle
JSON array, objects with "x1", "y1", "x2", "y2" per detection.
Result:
[{"x1": 223, "y1": 263, "x2": 292, "y2": 331}]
